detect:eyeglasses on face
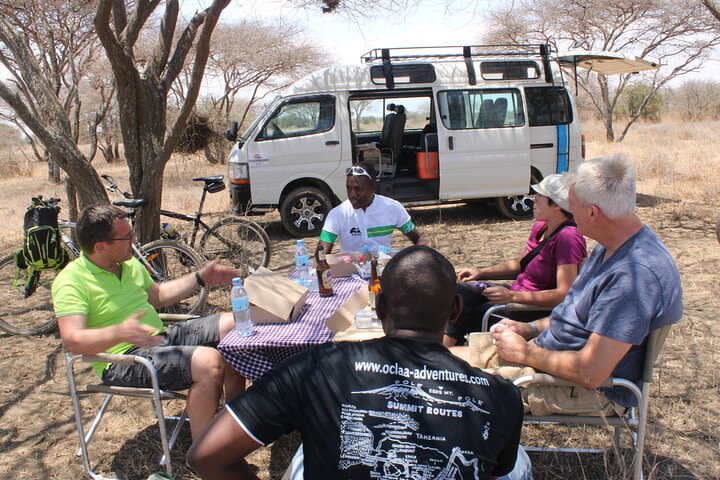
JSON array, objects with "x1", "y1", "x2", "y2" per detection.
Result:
[
  {"x1": 345, "y1": 165, "x2": 372, "y2": 179},
  {"x1": 108, "y1": 231, "x2": 136, "y2": 242}
]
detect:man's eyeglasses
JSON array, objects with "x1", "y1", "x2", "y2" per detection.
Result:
[
  {"x1": 345, "y1": 165, "x2": 372, "y2": 179},
  {"x1": 108, "y1": 231, "x2": 136, "y2": 242}
]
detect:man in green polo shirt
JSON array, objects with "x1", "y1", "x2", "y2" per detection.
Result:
[{"x1": 52, "y1": 205, "x2": 246, "y2": 440}]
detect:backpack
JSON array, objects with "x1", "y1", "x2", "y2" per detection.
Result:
[{"x1": 21, "y1": 197, "x2": 68, "y2": 271}]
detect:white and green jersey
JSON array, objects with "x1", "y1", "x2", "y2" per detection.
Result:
[{"x1": 320, "y1": 194, "x2": 415, "y2": 252}]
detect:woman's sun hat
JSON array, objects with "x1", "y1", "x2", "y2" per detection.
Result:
[{"x1": 531, "y1": 173, "x2": 570, "y2": 211}]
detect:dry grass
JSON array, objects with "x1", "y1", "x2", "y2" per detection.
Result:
[
  {"x1": 0, "y1": 150, "x2": 32, "y2": 179},
  {"x1": 0, "y1": 120, "x2": 719, "y2": 479}
]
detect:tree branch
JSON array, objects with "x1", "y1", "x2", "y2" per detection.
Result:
[
  {"x1": 121, "y1": 0, "x2": 162, "y2": 48},
  {"x1": 160, "y1": 7, "x2": 206, "y2": 88},
  {"x1": 160, "y1": 0, "x2": 229, "y2": 164},
  {"x1": 146, "y1": 0, "x2": 178, "y2": 77}
]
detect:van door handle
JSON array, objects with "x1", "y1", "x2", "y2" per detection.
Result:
[
  {"x1": 448, "y1": 136, "x2": 454, "y2": 151},
  {"x1": 325, "y1": 140, "x2": 339, "y2": 146}
]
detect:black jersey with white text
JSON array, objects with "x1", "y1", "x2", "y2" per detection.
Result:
[{"x1": 227, "y1": 336, "x2": 523, "y2": 479}]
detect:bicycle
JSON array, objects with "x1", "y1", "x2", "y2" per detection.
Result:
[
  {"x1": 0, "y1": 197, "x2": 207, "y2": 336},
  {"x1": 102, "y1": 174, "x2": 271, "y2": 277}
]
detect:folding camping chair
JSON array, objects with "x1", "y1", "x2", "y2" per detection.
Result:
[
  {"x1": 513, "y1": 324, "x2": 673, "y2": 480},
  {"x1": 64, "y1": 314, "x2": 194, "y2": 479},
  {"x1": 481, "y1": 302, "x2": 551, "y2": 331},
  {"x1": 65, "y1": 352, "x2": 188, "y2": 479}
]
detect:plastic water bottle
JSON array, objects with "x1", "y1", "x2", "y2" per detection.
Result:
[
  {"x1": 361, "y1": 244, "x2": 371, "y2": 278},
  {"x1": 231, "y1": 277, "x2": 253, "y2": 337},
  {"x1": 294, "y1": 239, "x2": 310, "y2": 288}
]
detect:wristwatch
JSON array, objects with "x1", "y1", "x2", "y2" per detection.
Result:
[
  {"x1": 195, "y1": 271, "x2": 206, "y2": 288},
  {"x1": 528, "y1": 321, "x2": 539, "y2": 338}
]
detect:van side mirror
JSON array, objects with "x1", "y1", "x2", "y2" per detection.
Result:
[{"x1": 225, "y1": 121, "x2": 239, "y2": 142}]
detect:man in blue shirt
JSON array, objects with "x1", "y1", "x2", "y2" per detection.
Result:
[{"x1": 460, "y1": 154, "x2": 683, "y2": 414}]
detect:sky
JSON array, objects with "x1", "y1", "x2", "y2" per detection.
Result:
[
  {"x1": 187, "y1": 0, "x2": 491, "y2": 66},
  {"x1": 184, "y1": 0, "x2": 719, "y2": 84}
]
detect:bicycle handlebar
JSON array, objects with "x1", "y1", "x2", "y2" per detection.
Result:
[{"x1": 101, "y1": 174, "x2": 133, "y2": 199}]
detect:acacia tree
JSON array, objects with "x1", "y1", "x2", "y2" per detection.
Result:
[
  {"x1": 485, "y1": 0, "x2": 720, "y2": 141},
  {"x1": 0, "y1": 0, "x2": 110, "y2": 209},
  {"x1": 207, "y1": 21, "x2": 326, "y2": 128},
  {"x1": 94, "y1": 0, "x2": 231, "y2": 241},
  {"x1": 668, "y1": 80, "x2": 720, "y2": 120},
  {"x1": 173, "y1": 19, "x2": 328, "y2": 163}
]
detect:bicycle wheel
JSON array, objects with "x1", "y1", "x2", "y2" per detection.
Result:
[
  {"x1": 199, "y1": 217, "x2": 271, "y2": 277},
  {"x1": 0, "y1": 253, "x2": 59, "y2": 335},
  {"x1": 139, "y1": 240, "x2": 207, "y2": 315}
]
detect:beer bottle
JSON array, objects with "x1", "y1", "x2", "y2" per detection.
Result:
[
  {"x1": 316, "y1": 248, "x2": 334, "y2": 297},
  {"x1": 368, "y1": 257, "x2": 380, "y2": 309}
]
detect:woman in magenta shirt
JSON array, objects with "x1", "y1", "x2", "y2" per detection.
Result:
[{"x1": 443, "y1": 174, "x2": 587, "y2": 347}]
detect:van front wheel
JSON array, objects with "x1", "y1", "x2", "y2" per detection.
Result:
[
  {"x1": 281, "y1": 187, "x2": 332, "y2": 237},
  {"x1": 494, "y1": 173, "x2": 540, "y2": 220}
]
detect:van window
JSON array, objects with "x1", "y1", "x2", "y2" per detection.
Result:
[
  {"x1": 481, "y1": 61, "x2": 541, "y2": 80},
  {"x1": 526, "y1": 87, "x2": 572, "y2": 126},
  {"x1": 370, "y1": 64, "x2": 436, "y2": 85},
  {"x1": 256, "y1": 95, "x2": 335, "y2": 140},
  {"x1": 349, "y1": 97, "x2": 431, "y2": 133},
  {"x1": 437, "y1": 89, "x2": 524, "y2": 129}
]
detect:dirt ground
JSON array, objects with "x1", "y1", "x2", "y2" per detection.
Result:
[{"x1": 1, "y1": 134, "x2": 719, "y2": 478}]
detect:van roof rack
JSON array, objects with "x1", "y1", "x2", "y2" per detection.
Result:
[{"x1": 360, "y1": 44, "x2": 554, "y2": 88}]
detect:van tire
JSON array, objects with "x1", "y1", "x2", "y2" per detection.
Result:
[
  {"x1": 281, "y1": 187, "x2": 332, "y2": 237},
  {"x1": 494, "y1": 172, "x2": 540, "y2": 220}
]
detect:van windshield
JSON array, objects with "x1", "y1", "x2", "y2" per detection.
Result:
[
  {"x1": 240, "y1": 116, "x2": 263, "y2": 142},
  {"x1": 239, "y1": 97, "x2": 281, "y2": 140}
]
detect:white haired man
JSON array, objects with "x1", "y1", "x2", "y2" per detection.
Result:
[{"x1": 455, "y1": 154, "x2": 683, "y2": 415}]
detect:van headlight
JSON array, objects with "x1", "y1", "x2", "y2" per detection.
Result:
[{"x1": 229, "y1": 163, "x2": 249, "y2": 181}]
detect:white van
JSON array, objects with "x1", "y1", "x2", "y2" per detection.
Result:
[{"x1": 225, "y1": 45, "x2": 656, "y2": 237}]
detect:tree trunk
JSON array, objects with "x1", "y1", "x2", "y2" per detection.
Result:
[
  {"x1": 93, "y1": 0, "x2": 230, "y2": 243},
  {"x1": 48, "y1": 153, "x2": 61, "y2": 183},
  {"x1": 598, "y1": 76, "x2": 616, "y2": 142},
  {"x1": 122, "y1": 80, "x2": 167, "y2": 243},
  {"x1": 64, "y1": 179, "x2": 79, "y2": 222}
]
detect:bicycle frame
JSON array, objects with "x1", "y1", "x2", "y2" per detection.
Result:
[
  {"x1": 160, "y1": 181, "x2": 215, "y2": 247},
  {"x1": 159, "y1": 210, "x2": 212, "y2": 248}
]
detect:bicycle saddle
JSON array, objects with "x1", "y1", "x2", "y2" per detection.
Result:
[
  {"x1": 112, "y1": 199, "x2": 148, "y2": 209},
  {"x1": 193, "y1": 175, "x2": 224, "y2": 183}
]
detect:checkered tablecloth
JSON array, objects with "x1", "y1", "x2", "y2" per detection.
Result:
[{"x1": 218, "y1": 275, "x2": 366, "y2": 381}]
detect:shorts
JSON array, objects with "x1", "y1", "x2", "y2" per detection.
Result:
[
  {"x1": 467, "y1": 333, "x2": 626, "y2": 416},
  {"x1": 102, "y1": 314, "x2": 220, "y2": 391}
]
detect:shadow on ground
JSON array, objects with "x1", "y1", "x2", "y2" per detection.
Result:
[
  {"x1": 258, "y1": 201, "x2": 522, "y2": 241},
  {"x1": 111, "y1": 423, "x2": 193, "y2": 479},
  {"x1": 109, "y1": 422, "x2": 300, "y2": 480},
  {"x1": 636, "y1": 193, "x2": 679, "y2": 208},
  {"x1": 529, "y1": 450, "x2": 699, "y2": 479}
]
